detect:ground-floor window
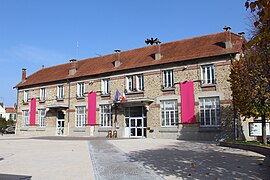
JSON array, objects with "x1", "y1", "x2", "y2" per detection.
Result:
[
  {"x1": 160, "y1": 100, "x2": 178, "y2": 127},
  {"x1": 199, "y1": 97, "x2": 220, "y2": 126},
  {"x1": 22, "y1": 110, "x2": 29, "y2": 126},
  {"x1": 76, "y1": 106, "x2": 86, "y2": 127},
  {"x1": 38, "y1": 109, "x2": 46, "y2": 127},
  {"x1": 100, "y1": 105, "x2": 112, "y2": 127}
]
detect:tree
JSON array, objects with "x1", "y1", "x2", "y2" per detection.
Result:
[{"x1": 230, "y1": 0, "x2": 270, "y2": 144}]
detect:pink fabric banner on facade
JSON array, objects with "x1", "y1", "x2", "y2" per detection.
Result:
[
  {"x1": 30, "y1": 98, "x2": 36, "y2": 125},
  {"x1": 180, "y1": 81, "x2": 196, "y2": 124},
  {"x1": 88, "y1": 92, "x2": 96, "y2": 125}
]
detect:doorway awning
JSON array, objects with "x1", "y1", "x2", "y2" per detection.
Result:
[
  {"x1": 113, "y1": 97, "x2": 155, "y2": 105},
  {"x1": 46, "y1": 104, "x2": 69, "y2": 109}
]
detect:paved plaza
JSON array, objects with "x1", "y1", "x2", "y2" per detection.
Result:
[{"x1": 0, "y1": 135, "x2": 269, "y2": 180}]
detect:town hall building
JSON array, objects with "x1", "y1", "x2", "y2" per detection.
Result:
[{"x1": 15, "y1": 27, "x2": 244, "y2": 141}]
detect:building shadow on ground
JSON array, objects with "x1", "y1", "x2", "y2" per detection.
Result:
[
  {"x1": 0, "y1": 173, "x2": 31, "y2": 180},
  {"x1": 127, "y1": 142, "x2": 270, "y2": 179}
]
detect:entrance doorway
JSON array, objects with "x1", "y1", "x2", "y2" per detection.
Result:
[
  {"x1": 56, "y1": 111, "x2": 65, "y2": 135},
  {"x1": 125, "y1": 106, "x2": 147, "y2": 138}
]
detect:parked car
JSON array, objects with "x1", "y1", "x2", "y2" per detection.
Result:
[{"x1": 5, "y1": 126, "x2": 15, "y2": 134}]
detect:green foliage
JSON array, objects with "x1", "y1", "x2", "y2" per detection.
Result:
[
  {"x1": 0, "y1": 117, "x2": 7, "y2": 129},
  {"x1": 230, "y1": 0, "x2": 270, "y2": 144}
]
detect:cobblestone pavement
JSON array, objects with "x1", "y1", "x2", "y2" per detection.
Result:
[{"x1": 88, "y1": 139, "x2": 163, "y2": 180}]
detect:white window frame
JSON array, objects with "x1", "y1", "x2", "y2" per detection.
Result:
[
  {"x1": 162, "y1": 70, "x2": 174, "y2": 88},
  {"x1": 199, "y1": 97, "x2": 220, "y2": 127},
  {"x1": 76, "y1": 106, "x2": 86, "y2": 127},
  {"x1": 38, "y1": 109, "x2": 46, "y2": 127},
  {"x1": 40, "y1": 88, "x2": 46, "y2": 101},
  {"x1": 160, "y1": 100, "x2": 178, "y2": 127},
  {"x1": 77, "y1": 82, "x2": 85, "y2": 97},
  {"x1": 100, "y1": 105, "x2": 112, "y2": 127},
  {"x1": 201, "y1": 65, "x2": 215, "y2": 85},
  {"x1": 101, "y1": 79, "x2": 110, "y2": 95},
  {"x1": 23, "y1": 90, "x2": 29, "y2": 103},
  {"x1": 136, "y1": 75, "x2": 144, "y2": 91},
  {"x1": 22, "y1": 110, "x2": 29, "y2": 126},
  {"x1": 126, "y1": 76, "x2": 133, "y2": 92},
  {"x1": 57, "y1": 85, "x2": 64, "y2": 99}
]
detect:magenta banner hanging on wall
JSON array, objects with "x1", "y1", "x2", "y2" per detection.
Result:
[
  {"x1": 30, "y1": 98, "x2": 36, "y2": 125},
  {"x1": 180, "y1": 81, "x2": 196, "y2": 124},
  {"x1": 88, "y1": 92, "x2": 96, "y2": 125}
]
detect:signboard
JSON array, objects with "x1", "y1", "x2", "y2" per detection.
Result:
[{"x1": 249, "y1": 122, "x2": 270, "y2": 136}]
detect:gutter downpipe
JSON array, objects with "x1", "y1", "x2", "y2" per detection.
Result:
[{"x1": 67, "y1": 79, "x2": 71, "y2": 136}]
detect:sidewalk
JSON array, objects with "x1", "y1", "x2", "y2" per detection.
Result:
[{"x1": 0, "y1": 135, "x2": 94, "y2": 180}]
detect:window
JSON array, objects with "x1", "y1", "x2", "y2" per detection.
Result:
[
  {"x1": 23, "y1": 90, "x2": 29, "y2": 103},
  {"x1": 38, "y1": 109, "x2": 46, "y2": 127},
  {"x1": 76, "y1": 106, "x2": 86, "y2": 127},
  {"x1": 101, "y1": 79, "x2": 110, "y2": 95},
  {"x1": 77, "y1": 82, "x2": 85, "y2": 97},
  {"x1": 199, "y1": 97, "x2": 220, "y2": 126},
  {"x1": 22, "y1": 110, "x2": 29, "y2": 126},
  {"x1": 162, "y1": 70, "x2": 174, "y2": 88},
  {"x1": 136, "y1": 75, "x2": 144, "y2": 91},
  {"x1": 126, "y1": 76, "x2": 133, "y2": 92},
  {"x1": 57, "y1": 85, "x2": 64, "y2": 99},
  {"x1": 40, "y1": 88, "x2": 46, "y2": 101},
  {"x1": 100, "y1": 105, "x2": 112, "y2": 127},
  {"x1": 160, "y1": 100, "x2": 178, "y2": 127},
  {"x1": 201, "y1": 65, "x2": 215, "y2": 85},
  {"x1": 126, "y1": 74, "x2": 144, "y2": 92}
]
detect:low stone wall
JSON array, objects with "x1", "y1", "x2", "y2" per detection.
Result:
[{"x1": 219, "y1": 141, "x2": 270, "y2": 157}]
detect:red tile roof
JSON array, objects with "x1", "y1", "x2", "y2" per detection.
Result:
[
  {"x1": 16, "y1": 32, "x2": 244, "y2": 88},
  {"x1": 5, "y1": 108, "x2": 16, "y2": 113}
]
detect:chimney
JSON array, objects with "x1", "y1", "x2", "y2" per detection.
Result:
[
  {"x1": 22, "y1": 68, "x2": 27, "y2": 81},
  {"x1": 69, "y1": 59, "x2": 78, "y2": 75},
  {"x1": 155, "y1": 41, "x2": 162, "y2": 60},
  {"x1": 223, "y1": 26, "x2": 232, "y2": 49},
  {"x1": 113, "y1": 49, "x2": 121, "y2": 68},
  {"x1": 42, "y1": 65, "x2": 45, "y2": 69}
]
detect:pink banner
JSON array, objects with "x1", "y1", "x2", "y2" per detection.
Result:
[
  {"x1": 180, "y1": 81, "x2": 195, "y2": 124},
  {"x1": 88, "y1": 92, "x2": 96, "y2": 125},
  {"x1": 30, "y1": 98, "x2": 36, "y2": 125}
]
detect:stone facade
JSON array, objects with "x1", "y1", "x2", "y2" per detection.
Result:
[{"x1": 16, "y1": 54, "x2": 236, "y2": 141}]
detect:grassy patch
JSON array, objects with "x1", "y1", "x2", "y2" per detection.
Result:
[{"x1": 225, "y1": 140, "x2": 270, "y2": 147}]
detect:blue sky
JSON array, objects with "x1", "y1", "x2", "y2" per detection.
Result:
[{"x1": 0, "y1": 0, "x2": 249, "y2": 107}]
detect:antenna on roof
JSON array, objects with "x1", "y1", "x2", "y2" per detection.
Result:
[
  {"x1": 145, "y1": 38, "x2": 161, "y2": 45},
  {"x1": 76, "y1": 41, "x2": 79, "y2": 59}
]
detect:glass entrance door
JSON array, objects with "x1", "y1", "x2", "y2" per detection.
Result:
[
  {"x1": 130, "y1": 117, "x2": 144, "y2": 137},
  {"x1": 56, "y1": 111, "x2": 65, "y2": 135}
]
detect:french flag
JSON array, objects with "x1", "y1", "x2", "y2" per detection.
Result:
[{"x1": 122, "y1": 91, "x2": 126, "y2": 102}]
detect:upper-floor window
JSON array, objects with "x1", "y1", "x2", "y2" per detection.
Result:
[
  {"x1": 126, "y1": 74, "x2": 144, "y2": 92},
  {"x1": 201, "y1": 65, "x2": 215, "y2": 85},
  {"x1": 57, "y1": 85, "x2": 64, "y2": 99},
  {"x1": 160, "y1": 100, "x2": 178, "y2": 127},
  {"x1": 100, "y1": 105, "x2": 112, "y2": 127},
  {"x1": 23, "y1": 90, "x2": 29, "y2": 103},
  {"x1": 38, "y1": 109, "x2": 46, "y2": 127},
  {"x1": 77, "y1": 82, "x2": 85, "y2": 97},
  {"x1": 136, "y1": 75, "x2": 144, "y2": 91},
  {"x1": 22, "y1": 110, "x2": 29, "y2": 126},
  {"x1": 76, "y1": 106, "x2": 86, "y2": 127},
  {"x1": 199, "y1": 97, "x2": 220, "y2": 126},
  {"x1": 162, "y1": 70, "x2": 174, "y2": 88},
  {"x1": 101, "y1": 79, "x2": 110, "y2": 95},
  {"x1": 40, "y1": 88, "x2": 46, "y2": 101}
]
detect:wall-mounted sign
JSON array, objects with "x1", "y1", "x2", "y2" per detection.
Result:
[{"x1": 249, "y1": 122, "x2": 270, "y2": 136}]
